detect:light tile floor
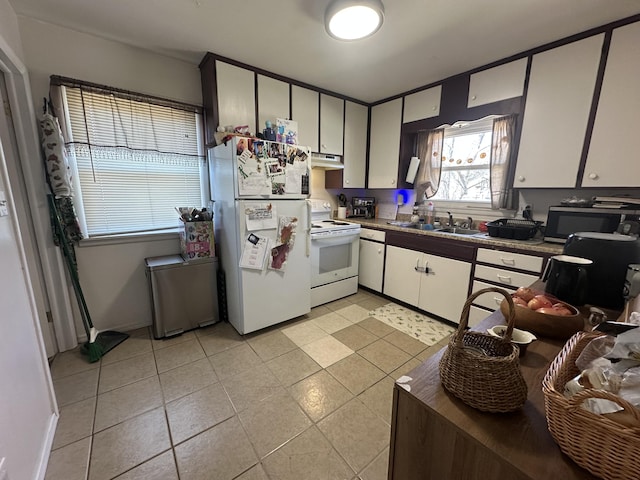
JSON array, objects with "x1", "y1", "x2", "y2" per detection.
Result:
[{"x1": 46, "y1": 289, "x2": 453, "y2": 480}]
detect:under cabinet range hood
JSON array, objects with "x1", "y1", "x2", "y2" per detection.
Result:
[{"x1": 310, "y1": 153, "x2": 344, "y2": 170}]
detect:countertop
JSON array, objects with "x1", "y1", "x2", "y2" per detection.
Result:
[
  {"x1": 388, "y1": 310, "x2": 599, "y2": 480},
  {"x1": 349, "y1": 218, "x2": 564, "y2": 255}
]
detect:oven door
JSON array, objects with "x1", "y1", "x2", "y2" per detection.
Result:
[{"x1": 310, "y1": 231, "x2": 360, "y2": 288}]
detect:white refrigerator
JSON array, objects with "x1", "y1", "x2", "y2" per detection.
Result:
[{"x1": 210, "y1": 136, "x2": 311, "y2": 334}]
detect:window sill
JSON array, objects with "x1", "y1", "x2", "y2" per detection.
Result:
[
  {"x1": 78, "y1": 228, "x2": 180, "y2": 247},
  {"x1": 427, "y1": 200, "x2": 517, "y2": 222}
]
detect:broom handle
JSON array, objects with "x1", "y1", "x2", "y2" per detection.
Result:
[{"x1": 47, "y1": 195, "x2": 96, "y2": 334}]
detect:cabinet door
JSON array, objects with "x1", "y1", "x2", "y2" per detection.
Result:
[
  {"x1": 216, "y1": 60, "x2": 256, "y2": 132},
  {"x1": 583, "y1": 22, "x2": 640, "y2": 187},
  {"x1": 257, "y1": 75, "x2": 290, "y2": 136},
  {"x1": 359, "y1": 239, "x2": 385, "y2": 292},
  {"x1": 320, "y1": 94, "x2": 344, "y2": 155},
  {"x1": 403, "y1": 85, "x2": 441, "y2": 123},
  {"x1": 291, "y1": 85, "x2": 319, "y2": 152},
  {"x1": 418, "y1": 255, "x2": 471, "y2": 323},
  {"x1": 467, "y1": 58, "x2": 527, "y2": 108},
  {"x1": 343, "y1": 101, "x2": 368, "y2": 188},
  {"x1": 514, "y1": 34, "x2": 603, "y2": 188},
  {"x1": 383, "y1": 246, "x2": 422, "y2": 306},
  {"x1": 368, "y1": 98, "x2": 403, "y2": 189}
]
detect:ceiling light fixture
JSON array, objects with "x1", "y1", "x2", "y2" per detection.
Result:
[{"x1": 325, "y1": 0, "x2": 385, "y2": 41}]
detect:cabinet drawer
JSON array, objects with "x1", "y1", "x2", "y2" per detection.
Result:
[
  {"x1": 469, "y1": 305, "x2": 492, "y2": 327},
  {"x1": 360, "y1": 228, "x2": 385, "y2": 242},
  {"x1": 474, "y1": 265, "x2": 539, "y2": 289},
  {"x1": 472, "y1": 280, "x2": 515, "y2": 310},
  {"x1": 476, "y1": 248, "x2": 543, "y2": 273}
]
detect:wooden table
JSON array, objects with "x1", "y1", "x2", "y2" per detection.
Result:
[{"x1": 388, "y1": 310, "x2": 599, "y2": 480}]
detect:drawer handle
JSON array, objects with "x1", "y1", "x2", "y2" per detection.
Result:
[
  {"x1": 496, "y1": 274, "x2": 512, "y2": 283},
  {"x1": 414, "y1": 258, "x2": 424, "y2": 273},
  {"x1": 500, "y1": 257, "x2": 516, "y2": 266}
]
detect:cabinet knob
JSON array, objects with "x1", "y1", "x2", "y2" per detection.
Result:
[
  {"x1": 345, "y1": 179, "x2": 350, "y2": 184},
  {"x1": 321, "y1": 144, "x2": 327, "y2": 149},
  {"x1": 432, "y1": 105, "x2": 437, "y2": 111},
  {"x1": 588, "y1": 173, "x2": 599, "y2": 180},
  {"x1": 391, "y1": 179, "x2": 396, "y2": 185},
  {"x1": 471, "y1": 95, "x2": 477, "y2": 101},
  {"x1": 517, "y1": 175, "x2": 525, "y2": 182},
  {"x1": 377, "y1": 248, "x2": 382, "y2": 254}
]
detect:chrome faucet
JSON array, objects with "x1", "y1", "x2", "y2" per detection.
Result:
[
  {"x1": 463, "y1": 216, "x2": 473, "y2": 229},
  {"x1": 447, "y1": 212, "x2": 454, "y2": 227}
]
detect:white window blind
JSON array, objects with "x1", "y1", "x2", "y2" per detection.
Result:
[{"x1": 59, "y1": 82, "x2": 204, "y2": 237}]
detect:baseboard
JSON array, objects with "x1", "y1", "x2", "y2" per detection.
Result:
[{"x1": 34, "y1": 412, "x2": 58, "y2": 480}]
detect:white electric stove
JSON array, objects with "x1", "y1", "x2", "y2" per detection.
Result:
[{"x1": 309, "y1": 199, "x2": 361, "y2": 307}]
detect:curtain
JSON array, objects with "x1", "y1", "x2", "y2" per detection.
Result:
[
  {"x1": 414, "y1": 128, "x2": 444, "y2": 203},
  {"x1": 490, "y1": 114, "x2": 517, "y2": 210},
  {"x1": 49, "y1": 77, "x2": 204, "y2": 237}
]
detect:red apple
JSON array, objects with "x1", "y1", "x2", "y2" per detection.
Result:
[
  {"x1": 552, "y1": 302, "x2": 574, "y2": 316},
  {"x1": 514, "y1": 287, "x2": 536, "y2": 302},
  {"x1": 528, "y1": 295, "x2": 553, "y2": 310},
  {"x1": 512, "y1": 296, "x2": 529, "y2": 307}
]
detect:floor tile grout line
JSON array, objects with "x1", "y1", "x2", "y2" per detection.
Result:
[{"x1": 52, "y1": 290, "x2": 442, "y2": 479}]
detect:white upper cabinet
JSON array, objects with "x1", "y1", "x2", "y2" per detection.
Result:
[
  {"x1": 403, "y1": 85, "x2": 442, "y2": 123},
  {"x1": 320, "y1": 94, "x2": 344, "y2": 155},
  {"x1": 514, "y1": 34, "x2": 604, "y2": 188},
  {"x1": 216, "y1": 61, "x2": 256, "y2": 132},
  {"x1": 291, "y1": 85, "x2": 319, "y2": 152},
  {"x1": 583, "y1": 22, "x2": 640, "y2": 187},
  {"x1": 257, "y1": 75, "x2": 290, "y2": 135},
  {"x1": 467, "y1": 58, "x2": 527, "y2": 108},
  {"x1": 343, "y1": 101, "x2": 368, "y2": 188},
  {"x1": 368, "y1": 98, "x2": 403, "y2": 189}
]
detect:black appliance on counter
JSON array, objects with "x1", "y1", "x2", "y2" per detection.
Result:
[
  {"x1": 563, "y1": 232, "x2": 640, "y2": 309},
  {"x1": 351, "y1": 197, "x2": 375, "y2": 218},
  {"x1": 544, "y1": 206, "x2": 640, "y2": 244}
]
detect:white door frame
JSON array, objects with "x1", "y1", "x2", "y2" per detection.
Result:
[{"x1": 0, "y1": 35, "x2": 78, "y2": 352}]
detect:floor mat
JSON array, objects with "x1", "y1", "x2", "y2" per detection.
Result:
[{"x1": 369, "y1": 303, "x2": 456, "y2": 346}]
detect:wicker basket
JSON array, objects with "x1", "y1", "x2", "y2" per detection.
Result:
[
  {"x1": 439, "y1": 287, "x2": 528, "y2": 413},
  {"x1": 542, "y1": 331, "x2": 640, "y2": 480}
]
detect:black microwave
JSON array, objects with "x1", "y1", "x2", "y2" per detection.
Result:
[{"x1": 544, "y1": 206, "x2": 640, "y2": 244}]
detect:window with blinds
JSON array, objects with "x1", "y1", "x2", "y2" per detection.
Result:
[{"x1": 57, "y1": 81, "x2": 205, "y2": 237}]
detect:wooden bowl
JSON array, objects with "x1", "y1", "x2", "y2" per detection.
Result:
[{"x1": 499, "y1": 298, "x2": 584, "y2": 340}]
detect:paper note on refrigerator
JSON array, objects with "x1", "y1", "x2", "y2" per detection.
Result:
[
  {"x1": 240, "y1": 234, "x2": 269, "y2": 270},
  {"x1": 245, "y1": 203, "x2": 277, "y2": 231}
]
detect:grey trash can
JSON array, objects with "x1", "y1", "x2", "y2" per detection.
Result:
[{"x1": 145, "y1": 255, "x2": 219, "y2": 339}]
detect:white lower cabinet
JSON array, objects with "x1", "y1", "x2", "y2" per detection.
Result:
[
  {"x1": 383, "y1": 245, "x2": 422, "y2": 306},
  {"x1": 358, "y1": 229, "x2": 386, "y2": 292},
  {"x1": 417, "y1": 254, "x2": 472, "y2": 323},
  {"x1": 383, "y1": 245, "x2": 471, "y2": 323}
]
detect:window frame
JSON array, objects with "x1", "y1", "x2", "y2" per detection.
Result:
[{"x1": 53, "y1": 77, "x2": 208, "y2": 240}]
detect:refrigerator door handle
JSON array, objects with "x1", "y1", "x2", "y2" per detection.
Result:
[{"x1": 305, "y1": 199, "x2": 311, "y2": 257}]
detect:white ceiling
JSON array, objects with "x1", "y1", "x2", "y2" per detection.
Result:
[{"x1": 9, "y1": 0, "x2": 640, "y2": 103}]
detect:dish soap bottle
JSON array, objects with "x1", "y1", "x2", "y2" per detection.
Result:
[{"x1": 426, "y1": 201, "x2": 434, "y2": 225}]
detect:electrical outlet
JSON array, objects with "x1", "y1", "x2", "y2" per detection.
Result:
[{"x1": 0, "y1": 457, "x2": 9, "y2": 480}]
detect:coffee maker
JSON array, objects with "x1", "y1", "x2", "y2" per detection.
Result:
[{"x1": 351, "y1": 197, "x2": 375, "y2": 218}]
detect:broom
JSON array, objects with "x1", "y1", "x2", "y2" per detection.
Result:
[{"x1": 47, "y1": 194, "x2": 129, "y2": 362}]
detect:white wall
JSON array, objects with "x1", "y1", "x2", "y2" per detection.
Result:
[
  {"x1": 0, "y1": 3, "x2": 57, "y2": 480},
  {"x1": 17, "y1": 17, "x2": 203, "y2": 334}
]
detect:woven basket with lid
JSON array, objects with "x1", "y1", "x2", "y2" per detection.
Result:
[{"x1": 439, "y1": 287, "x2": 528, "y2": 413}]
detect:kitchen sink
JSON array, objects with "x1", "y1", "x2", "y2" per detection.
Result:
[{"x1": 434, "y1": 227, "x2": 482, "y2": 235}]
